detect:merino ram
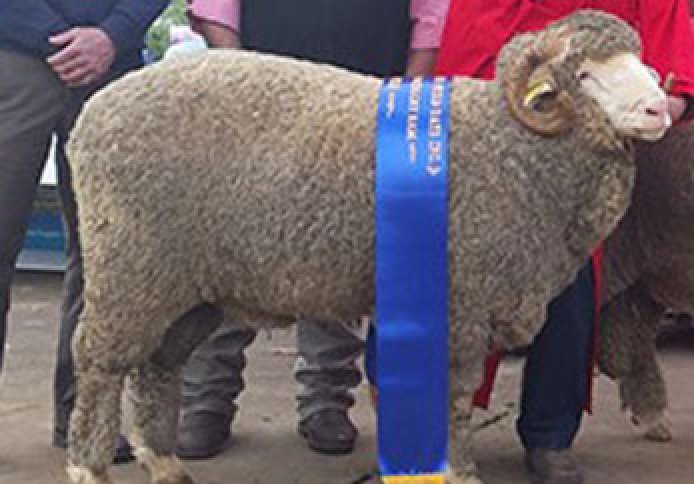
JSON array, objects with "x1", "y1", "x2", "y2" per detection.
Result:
[{"x1": 65, "y1": 10, "x2": 670, "y2": 484}]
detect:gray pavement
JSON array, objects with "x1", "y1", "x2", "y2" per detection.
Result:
[{"x1": 1, "y1": 272, "x2": 693, "y2": 483}]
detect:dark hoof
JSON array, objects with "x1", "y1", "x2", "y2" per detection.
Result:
[
  {"x1": 643, "y1": 422, "x2": 673, "y2": 442},
  {"x1": 154, "y1": 476, "x2": 194, "y2": 484},
  {"x1": 113, "y1": 435, "x2": 136, "y2": 464}
]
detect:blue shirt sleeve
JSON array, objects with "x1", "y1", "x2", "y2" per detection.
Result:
[
  {"x1": 99, "y1": 0, "x2": 170, "y2": 54},
  {"x1": 0, "y1": 1, "x2": 71, "y2": 56}
]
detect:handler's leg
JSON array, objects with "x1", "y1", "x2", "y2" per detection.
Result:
[
  {"x1": 518, "y1": 262, "x2": 594, "y2": 484},
  {"x1": 0, "y1": 50, "x2": 64, "y2": 371},
  {"x1": 295, "y1": 318, "x2": 363, "y2": 454},
  {"x1": 176, "y1": 326, "x2": 256, "y2": 459},
  {"x1": 52, "y1": 90, "x2": 90, "y2": 449}
]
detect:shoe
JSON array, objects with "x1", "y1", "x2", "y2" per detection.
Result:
[
  {"x1": 175, "y1": 412, "x2": 231, "y2": 460},
  {"x1": 525, "y1": 449, "x2": 584, "y2": 484},
  {"x1": 53, "y1": 432, "x2": 135, "y2": 464},
  {"x1": 298, "y1": 409, "x2": 357, "y2": 455}
]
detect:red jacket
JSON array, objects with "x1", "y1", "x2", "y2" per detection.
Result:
[
  {"x1": 436, "y1": 0, "x2": 694, "y2": 100},
  {"x1": 435, "y1": 0, "x2": 694, "y2": 409}
]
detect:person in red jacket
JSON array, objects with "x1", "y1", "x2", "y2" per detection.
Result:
[{"x1": 436, "y1": 2, "x2": 694, "y2": 484}]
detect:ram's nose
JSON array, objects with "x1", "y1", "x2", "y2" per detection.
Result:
[
  {"x1": 635, "y1": 97, "x2": 671, "y2": 131},
  {"x1": 644, "y1": 98, "x2": 668, "y2": 119}
]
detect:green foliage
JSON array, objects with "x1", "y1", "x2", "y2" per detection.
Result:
[{"x1": 145, "y1": 0, "x2": 189, "y2": 60}]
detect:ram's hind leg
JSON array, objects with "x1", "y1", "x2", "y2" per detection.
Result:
[
  {"x1": 128, "y1": 363, "x2": 192, "y2": 484},
  {"x1": 67, "y1": 322, "x2": 129, "y2": 484},
  {"x1": 128, "y1": 304, "x2": 223, "y2": 484}
]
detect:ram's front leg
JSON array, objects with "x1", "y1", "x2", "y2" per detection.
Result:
[
  {"x1": 599, "y1": 283, "x2": 670, "y2": 441},
  {"x1": 446, "y1": 338, "x2": 487, "y2": 484},
  {"x1": 446, "y1": 393, "x2": 484, "y2": 484}
]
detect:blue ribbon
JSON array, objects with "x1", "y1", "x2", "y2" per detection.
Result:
[{"x1": 375, "y1": 77, "x2": 451, "y2": 478}]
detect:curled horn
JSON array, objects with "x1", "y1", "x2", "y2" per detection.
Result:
[{"x1": 504, "y1": 27, "x2": 576, "y2": 137}]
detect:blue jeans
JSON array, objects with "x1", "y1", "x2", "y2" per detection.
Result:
[{"x1": 517, "y1": 261, "x2": 595, "y2": 450}]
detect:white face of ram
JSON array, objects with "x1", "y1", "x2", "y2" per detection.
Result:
[{"x1": 578, "y1": 53, "x2": 671, "y2": 141}]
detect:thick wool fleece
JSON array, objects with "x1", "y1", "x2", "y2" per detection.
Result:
[{"x1": 69, "y1": 14, "x2": 639, "y2": 364}]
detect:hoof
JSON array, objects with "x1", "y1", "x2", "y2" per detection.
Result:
[
  {"x1": 66, "y1": 464, "x2": 114, "y2": 484},
  {"x1": 446, "y1": 476, "x2": 484, "y2": 484},
  {"x1": 135, "y1": 447, "x2": 194, "y2": 484},
  {"x1": 631, "y1": 414, "x2": 673, "y2": 442},
  {"x1": 643, "y1": 421, "x2": 673, "y2": 442},
  {"x1": 154, "y1": 476, "x2": 195, "y2": 484},
  {"x1": 446, "y1": 469, "x2": 484, "y2": 484}
]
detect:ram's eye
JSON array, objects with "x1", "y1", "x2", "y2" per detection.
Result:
[
  {"x1": 647, "y1": 67, "x2": 661, "y2": 83},
  {"x1": 578, "y1": 71, "x2": 591, "y2": 81}
]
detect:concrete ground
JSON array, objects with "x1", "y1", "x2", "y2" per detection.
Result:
[{"x1": 1, "y1": 272, "x2": 693, "y2": 484}]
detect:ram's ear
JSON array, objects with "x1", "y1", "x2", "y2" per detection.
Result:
[
  {"x1": 503, "y1": 28, "x2": 576, "y2": 137},
  {"x1": 523, "y1": 77, "x2": 555, "y2": 109}
]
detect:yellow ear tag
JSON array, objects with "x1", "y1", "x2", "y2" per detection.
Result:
[{"x1": 523, "y1": 81, "x2": 555, "y2": 108}]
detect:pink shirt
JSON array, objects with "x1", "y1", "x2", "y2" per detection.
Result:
[{"x1": 187, "y1": 0, "x2": 449, "y2": 49}]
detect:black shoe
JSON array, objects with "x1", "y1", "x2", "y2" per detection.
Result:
[
  {"x1": 53, "y1": 432, "x2": 135, "y2": 465},
  {"x1": 175, "y1": 412, "x2": 231, "y2": 460},
  {"x1": 298, "y1": 409, "x2": 357, "y2": 455},
  {"x1": 525, "y1": 449, "x2": 585, "y2": 484}
]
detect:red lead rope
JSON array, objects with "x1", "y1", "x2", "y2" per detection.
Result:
[
  {"x1": 585, "y1": 244, "x2": 603, "y2": 413},
  {"x1": 472, "y1": 246, "x2": 603, "y2": 411}
]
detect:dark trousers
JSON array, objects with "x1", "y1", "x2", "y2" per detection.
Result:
[
  {"x1": 517, "y1": 262, "x2": 595, "y2": 450},
  {"x1": 0, "y1": 49, "x2": 107, "y2": 442}
]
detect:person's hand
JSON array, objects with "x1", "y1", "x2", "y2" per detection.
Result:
[
  {"x1": 667, "y1": 95, "x2": 687, "y2": 123},
  {"x1": 47, "y1": 27, "x2": 116, "y2": 87},
  {"x1": 405, "y1": 49, "x2": 438, "y2": 77},
  {"x1": 190, "y1": 18, "x2": 240, "y2": 48}
]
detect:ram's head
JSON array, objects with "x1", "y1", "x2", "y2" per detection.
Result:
[{"x1": 499, "y1": 10, "x2": 670, "y2": 143}]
